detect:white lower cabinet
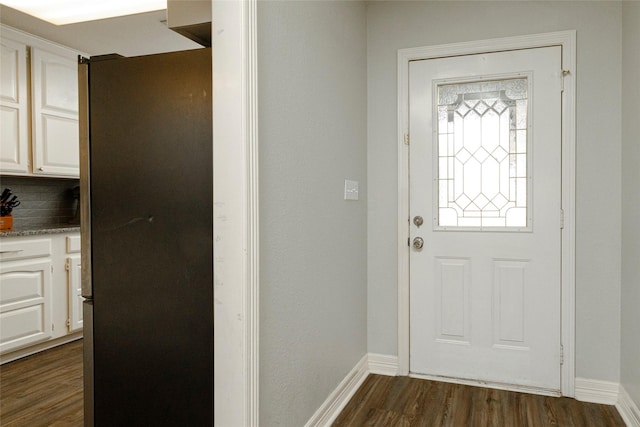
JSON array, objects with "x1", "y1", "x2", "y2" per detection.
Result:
[
  {"x1": 0, "y1": 259, "x2": 53, "y2": 353},
  {"x1": 0, "y1": 232, "x2": 82, "y2": 360}
]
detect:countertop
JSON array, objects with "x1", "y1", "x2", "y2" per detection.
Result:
[{"x1": 0, "y1": 224, "x2": 80, "y2": 238}]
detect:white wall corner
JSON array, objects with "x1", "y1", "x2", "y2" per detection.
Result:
[
  {"x1": 617, "y1": 385, "x2": 640, "y2": 427},
  {"x1": 304, "y1": 355, "x2": 369, "y2": 427},
  {"x1": 368, "y1": 353, "x2": 399, "y2": 376},
  {"x1": 574, "y1": 378, "x2": 620, "y2": 405}
]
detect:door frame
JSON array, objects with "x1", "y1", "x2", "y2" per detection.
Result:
[
  {"x1": 212, "y1": 0, "x2": 260, "y2": 425},
  {"x1": 397, "y1": 31, "x2": 577, "y2": 397}
]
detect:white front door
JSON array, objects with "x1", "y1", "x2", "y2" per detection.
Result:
[{"x1": 409, "y1": 46, "x2": 562, "y2": 392}]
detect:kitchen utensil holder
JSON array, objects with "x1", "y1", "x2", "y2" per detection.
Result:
[{"x1": 0, "y1": 215, "x2": 13, "y2": 231}]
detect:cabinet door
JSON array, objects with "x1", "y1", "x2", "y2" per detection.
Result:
[
  {"x1": 66, "y1": 254, "x2": 83, "y2": 331},
  {"x1": 0, "y1": 35, "x2": 29, "y2": 174},
  {"x1": 0, "y1": 260, "x2": 53, "y2": 353},
  {"x1": 31, "y1": 46, "x2": 79, "y2": 177}
]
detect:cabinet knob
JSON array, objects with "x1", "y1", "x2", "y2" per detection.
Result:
[{"x1": 38, "y1": 167, "x2": 44, "y2": 171}]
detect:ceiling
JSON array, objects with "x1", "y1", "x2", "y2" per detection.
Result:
[{"x1": 0, "y1": 4, "x2": 200, "y2": 56}]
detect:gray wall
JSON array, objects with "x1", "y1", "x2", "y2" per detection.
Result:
[
  {"x1": 258, "y1": 1, "x2": 367, "y2": 425},
  {"x1": 367, "y1": 1, "x2": 622, "y2": 382},
  {"x1": 621, "y1": 0, "x2": 640, "y2": 408}
]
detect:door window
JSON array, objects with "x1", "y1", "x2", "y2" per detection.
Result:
[{"x1": 436, "y1": 77, "x2": 530, "y2": 230}]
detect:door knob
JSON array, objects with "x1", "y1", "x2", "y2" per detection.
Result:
[
  {"x1": 412, "y1": 237, "x2": 424, "y2": 249},
  {"x1": 413, "y1": 216, "x2": 424, "y2": 227}
]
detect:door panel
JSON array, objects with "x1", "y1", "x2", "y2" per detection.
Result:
[
  {"x1": 31, "y1": 47, "x2": 79, "y2": 176},
  {"x1": 0, "y1": 36, "x2": 29, "y2": 174},
  {"x1": 67, "y1": 255, "x2": 82, "y2": 332},
  {"x1": 409, "y1": 46, "x2": 562, "y2": 391},
  {"x1": 0, "y1": 260, "x2": 53, "y2": 353},
  {"x1": 434, "y1": 257, "x2": 470, "y2": 344}
]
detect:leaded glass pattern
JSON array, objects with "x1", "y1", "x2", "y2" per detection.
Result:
[{"x1": 436, "y1": 78, "x2": 529, "y2": 228}]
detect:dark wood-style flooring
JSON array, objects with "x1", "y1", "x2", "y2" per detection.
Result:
[
  {"x1": 334, "y1": 374, "x2": 626, "y2": 427},
  {"x1": 0, "y1": 340, "x2": 83, "y2": 427},
  {"x1": 0, "y1": 344, "x2": 627, "y2": 427}
]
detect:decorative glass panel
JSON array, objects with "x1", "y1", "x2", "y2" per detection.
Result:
[{"x1": 436, "y1": 78, "x2": 529, "y2": 228}]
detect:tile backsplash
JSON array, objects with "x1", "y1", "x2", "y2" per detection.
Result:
[{"x1": 0, "y1": 176, "x2": 80, "y2": 228}]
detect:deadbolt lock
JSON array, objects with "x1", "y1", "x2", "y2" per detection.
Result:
[{"x1": 413, "y1": 216, "x2": 424, "y2": 227}]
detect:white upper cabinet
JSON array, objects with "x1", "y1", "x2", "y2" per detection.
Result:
[
  {"x1": 0, "y1": 36, "x2": 29, "y2": 174},
  {"x1": 31, "y1": 46, "x2": 79, "y2": 177},
  {"x1": 0, "y1": 25, "x2": 80, "y2": 178}
]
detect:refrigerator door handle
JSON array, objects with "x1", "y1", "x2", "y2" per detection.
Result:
[{"x1": 79, "y1": 57, "x2": 93, "y2": 299}]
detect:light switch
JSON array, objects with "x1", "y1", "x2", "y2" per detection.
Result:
[{"x1": 344, "y1": 179, "x2": 359, "y2": 201}]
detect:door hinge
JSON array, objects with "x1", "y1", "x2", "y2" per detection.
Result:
[
  {"x1": 65, "y1": 260, "x2": 70, "y2": 271},
  {"x1": 407, "y1": 237, "x2": 410, "y2": 247},
  {"x1": 50, "y1": 265, "x2": 54, "y2": 273},
  {"x1": 560, "y1": 344, "x2": 564, "y2": 365},
  {"x1": 404, "y1": 134, "x2": 410, "y2": 145},
  {"x1": 560, "y1": 209, "x2": 565, "y2": 229},
  {"x1": 66, "y1": 319, "x2": 71, "y2": 327}
]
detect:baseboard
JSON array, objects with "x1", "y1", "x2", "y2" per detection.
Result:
[
  {"x1": 617, "y1": 385, "x2": 640, "y2": 427},
  {"x1": 304, "y1": 354, "x2": 369, "y2": 427},
  {"x1": 574, "y1": 377, "x2": 619, "y2": 405},
  {"x1": 368, "y1": 353, "x2": 399, "y2": 376},
  {"x1": 0, "y1": 333, "x2": 83, "y2": 365},
  {"x1": 306, "y1": 358, "x2": 635, "y2": 426}
]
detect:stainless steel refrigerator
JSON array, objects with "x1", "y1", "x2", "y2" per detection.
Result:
[{"x1": 79, "y1": 48, "x2": 213, "y2": 426}]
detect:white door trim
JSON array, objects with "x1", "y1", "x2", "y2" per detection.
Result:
[
  {"x1": 212, "y1": 0, "x2": 260, "y2": 425},
  {"x1": 397, "y1": 31, "x2": 576, "y2": 397}
]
